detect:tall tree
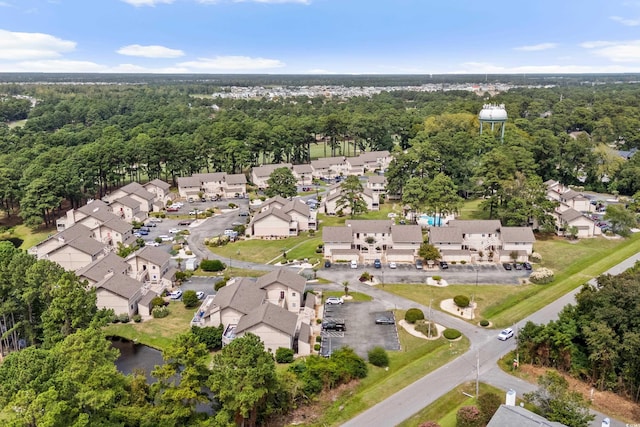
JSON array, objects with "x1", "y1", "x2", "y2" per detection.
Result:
[
  {"x1": 336, "y1": 175, "x2": 367, "y2": 218},
  {"x1": 265, "y1": 167, "x2": 297, "y2": 199},
  {"x1": 424, "y1": 172, "x2": 463, "y2": 219}
]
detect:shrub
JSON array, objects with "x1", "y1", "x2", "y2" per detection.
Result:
[
  {"x1": 478, "y1": 392, "x2": 502, "y2": 424},
  {"x1": 276, "y1": 347, "x2": 295, "y2": 364},
  {"x1": 152, "y1": 306, "x2": 170, "y2": 318},
  {"x1": 529, "y1": 267, "x2": 555, "y2": 284},
  {"x1": 443, "y1": 328, "x2": 462, "y2": 340},
  {"x1": 453, "y1": 295, "x2": 470, "y2": 308},
  {"x1": 367, "y1": 346, "x2": 389, "y2": 367},
  {"x1": 182, "y1": 290, "x2": 199, "y2": 308},
  {"x1": 201, "y1": 259, "x2": 226, "y2": 272},
  {"x1": 215, "y1": 280, "x2": 227, "y2": 291},
  {"x1": 151, "y1": 296, "x2": 165, "y2": 308},
  {"x1": 133, "y1": 314, "x2": 142, "y2": 323},
  {"x1": 451, "y1": 261, "x2": 457, "y2": 264},
  {"x1": 405, "y1": 308, "x2": 425, "y2": 324},
  {"x1": 185, "y1": 250, "x2": 193, "y2": 256},
  {"x1": 414, "y1": 320, "x2": 437, "y2": 338},
  {"x1": 479, "y1": 319, "x2": 489, "y2": 327},
  {"x1": 456, "y1": 405, "x2": 482, "y2": 427},
  {"x1": 191, "y1": 325, "x2": 223, "y2": 350},
  {"x1": 316, "y1": 318, "x2": 322, "y2": 324},
  {"x1": 529, "y1": 252, "x2": 542, "y2": 262},
  {"x1": 418, "y1": 422, "x2": 441, "y2": 427},
  {"x1": 118, "y1": 313, "x2": 130, "y2": 323},
  {"x1": 460, "y1": 260, "x2": 467, "y2": 264},
  {"x1": 0, "y1": 237, "x2": 23, "y2": 248},
  {"x1": 432, "y1": 275, "x2": 441, "y2": 281},
  {"x1": 314, "y1": 343, "x2": 321, "y2": 351},
  {"x1": 359, "y1": 271, "x2": 372, "y2": 281}
]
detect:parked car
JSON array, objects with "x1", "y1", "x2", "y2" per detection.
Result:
[
  {"x1": 523, "y1": 262, "x2": 532, "y2": 270},
  {"x1": 324, "y1": 260, "x2": 331, "y2": 268},
  {"x1": 158, "y1": 235, "x2": 172, "y2": 242},
  {"x1": 188, "y1": 210, "x2": 200, "y2": 215},
  {"x1": 178, "y1": 220, "x2": 192, "y2": 226},
  {"x1": 514, "y1": 263, "x2": 523, "y2": 270},
  {"x1": 439, "y1": 261, "x2": 449, "y2": 269},
  {"x1": 168, "y1": 228, "x2": 181, "y2": 234},
  {"x1": 389, "y1": 262, "x2": 397, "y2": 269},
  {"x1": 145, "y1": 241, "x2": 160, "y2": 247},
  {"x1": 350, "y1": 260, "x2": 358, "y2": 269},
  {"x1": 238, "y1": 211, "x2": 249, "y2": 217},
  {"x1": 375, "y1": 315, "x2": 395, "y2": 325},
  {"x1": 149, "y1": 217, "x2": 163, "y2": 223},
  {"x1": 415, "y1": 259, "x2": 424, "y2": 269},
  {"x1": 144, "y1": 222, "x2": 157, "y2": 227},
  {"x1": 224, "y1": 229, "x2": 236, "y2": 236},
  {"x1": 322, "y1": 320, "x2": 346, "y2": 331},
  {"x1": 139, "y1": 226, "x2": 150, "y2": 232},
  {"x1": 169, "y1": 290, "x2": 183, "y2": 300},
  {"x1": 325, "y1": 297, "x2": 343, "y2": 305},
  {"x1": 137, "y1": 229, "x2": 148, "y2": 235},
  {"x1": 166, "y1": 206, "x2": 179, "y2": 212},
  {"x1": 133, "y1": 232, "x2": 142, "y2": 238},
  {"x1": 196, "y1": 291, "x2": 205, "y2": 300},
  {"x1": 373, "y1": 259, "x2": 382, "y2": 268},
  {"x1": 503, "y1": 263, "x2": 513, "y2": 271},
  {"x1": 498, "y1": 328, "x2": 514, "y2": 341}
]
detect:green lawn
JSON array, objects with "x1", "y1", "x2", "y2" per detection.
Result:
[
  {"x1": 309, "y1": 327, "x2": 470, "y2": 426},
  {"x1": 208, "y1": 232, "x2": 320, "y2": 264},
  {"x1": 103, "y1": 302, "x2": 198, "y2": 351},
  {"x1": 398, "y1": 382, "x2": 506, "y2": 427},
  {"x1": 0, "y1": 223, "x2": 56, "y2": 250},
  {"x1": 321, "y1": 290, "x2": 373, "y2": 302},
  {"x1": 457, "y1": 199, "x2": 490, "y2": 220}
]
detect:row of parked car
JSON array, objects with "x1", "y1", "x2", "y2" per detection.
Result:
[{"x1": 503, "y1": 262, "x2": 532, "y2": 271}]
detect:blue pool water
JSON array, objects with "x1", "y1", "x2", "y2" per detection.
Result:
[{"x1": 419, "y1": 215, "x2": 442, "y2": 226}]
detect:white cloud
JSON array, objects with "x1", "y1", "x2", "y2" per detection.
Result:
[
  {"x1": 198, "y1": 0, "x2": 310, "y2": 4},
  {"x1": 0, "y1": 2, "x2": 12, "y2": 7},
  {"x1": 610, "y1": 15, "x2": 640, "y2": 26},
  {"x1": 117, "y1": 44, "x2": 185, "y2": 58},
  {"x1": 514, "y1": 43, "x2": 558, "y2": 51},
  {"x1": 1, "y1": 59, "x2": 107, "y2": 73},
  {"x1": 121, "y1": 0, "x2": 174, "y2": 6},
  {"x1": 305, "y1": 68, "x2": 335, "y2": 74},
  {"x1": 0, "y1": 29, "x2": 75, "y2": 60},
  {"x1": 452, "y1": 61, "x2": 640, "y2": 74},
  {"x1": 581, "y1": 40, "x2": 640, "y2": 62},
  {"x1": 177, "y1": 55, "x2": 285, "y2": 71}
]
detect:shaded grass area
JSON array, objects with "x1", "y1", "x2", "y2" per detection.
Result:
[
  {"x1": 208, "y1": 233, "x2": 319, "y2": 264},
  {"x1": 457, "y1": 199, "x2": 490, "y2": 220},
  {"x1": 308, "y1": 327, "x2": 470, "y2": 426},
  {"x1": 103, "y1": 302, "x2": 198, "y2": 351},
  {"x1": 398, "y1": 382, "x2": 506, "y2": 427},
  {"x1": 0, "y1": 223, "x2": 55, "y2": 250}
]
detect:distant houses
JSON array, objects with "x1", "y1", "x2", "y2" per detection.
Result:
[
  {"x1": 545, "y1": 180, "x2": 603, "y2": 238},
  {"x1": 176, "y1": 172, "x2": 247, "y2": 200},
  {"x1": 249, "y1": 197, "x2": 317, "y2": 238}
]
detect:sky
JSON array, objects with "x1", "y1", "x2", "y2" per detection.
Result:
[{"x1": 1, "y1": 0, "x2": 640, "y2": 74}]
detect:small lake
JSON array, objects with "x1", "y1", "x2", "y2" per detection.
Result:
[{"x1": 110, "y1": 337, "x2": 164, "y2": 383}]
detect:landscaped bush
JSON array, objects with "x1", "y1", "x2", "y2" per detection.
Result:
[
  {"x1": 152, "y1": 306, "x2": 170, "y2": 318},
  {"x1": 151, "y1": 296, "x2": 165, "y2": 308},
  {"x1": 478, "y1": 392, "x2": 502, "y2": 424},
  {"x1": 529, "y1": 267, "x2": 555, "y2": 284},
  {"x1": 133, "y1": 314, "x2": 142, "y2": 323},
  {"x1": 359, "y1": 271, "x2": 372, "y2": 282},
  {"x1": 453, "y1": 295, "x2": 470, "y2": 308},
  {"x1": 315, "y1": 335, "x2": 322, "y2": 343},
  {"x1": 215, "y1": 277, "x2": 229, "y2": 291},
  {"x1": 201, "y1": 259, "x2": 226, "y2": 272},
  {"x1": 460, "y1": 260, "x2": 467, "y2": 264},
  {"x1": 405, "y1": 308, "x2": 425, "y2": 324},
  {"x1": 443, "y1": 328, "x2": 462, "y2": 340},
  {"x1": 276, "y1": 347, "x2": 295, "y2": 364},
  {"x1": 414, "y1": 320, "x2": 437, "y2": 338},
  {"x1": 316, "y1": 318, "x2": 322, "y2": 324},
  {"x1": 191, "y1": 325, "x2": 223, "y2": 350},
  {"x1": 479, "y1": 319, "x2": 489, "y2": 327},
  {"x1": 367, "y1": 346, "x2": 389, "y2": 367},
  {"x1": 529, "y1": 252, "x2": 542, "y2": 262},
  {"x1": 314, "y1": 343, "x2": 321, "y2": 351},
  {"x1": 118, "y1": 313, "x2": 130, "y2": 323},
  {"x1": 432, "y1": 275, "x2": 441, "y2": 281},
  {"x1": 182, "y1": 290, "x2": 199, "y2": 308},
  {"x1": 456, "y1": 405, "x2": 482, "y2": 427}
]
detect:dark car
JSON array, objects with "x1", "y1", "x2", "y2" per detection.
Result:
[
  {"x1": 324, "y1": 260, "x2": 331, "y2": 268},
  {"x1": 177, "y1": 220, "x2": 192, "y2": 226},
  {"x1": 523, "y1": 262, "x2": 532, "y2": 270},
  {"x1": 439, "y1": 261, "x2": 449, "y2": 269},
  {"x1": 514, "y1": 263, "x2": 523, "y2": 270},
  {"x1": 373, "y1": 259, "x2": 382, "y2": 268},
  {"x1": 375, "y1": 315, "x2": 395, "y2": 325},
  {"x1": 503, "y1": 263, "x2": 513, "y2": 271},
  {"x1": 322, "y1": 320, "x2": 346, "y2": 331},
  {"x1": 415, "y1": 259, "x2": 424, "y2": 269}
]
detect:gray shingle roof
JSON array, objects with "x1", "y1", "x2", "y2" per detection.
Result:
[
  {"x1": 500, "y1": 227, "x2": 535, "y2": 243},
  {"x1": 235, "y1": 302, "x2": 297, "y2": 336},
  {"x1": 112, "y1": 195, "x2": 139, "y2": 209},
  {"x1": 560, "y1": 208, "x2": 587, "y2": 223},
  {"x1": 322, "y1": 226, "x2": 353, "y2": 243},
  {"x1": 225, "y1": 173, "x2": 247, "y2": 185},
  {"x1": 96, "y1": 274, "x2": 142, "y2": 300},
  {"x1": 391, "y1": 225, "x2": 423, "y2": 243},
  {"x1": 298, "y1": 322, "x2": 311, "y2": 342},
  {"x1": 345, "y1": 219, "x2": 393, "y2": 234},
  {"x1": 367, "y1": 175, "x2": 387, "y2": 184},
  {"x1": 346, "y1": 156, "x2": 364, "y2": 166},
  {"x1": 102, "y1": 217, "x2": 133, "y2": 234},
  {"x1": 487, "y1": 405, "x2": 566, "y2": 427},
  {"x1": 252, "y1": 207, "x2": 291, "y2": 225},
  {"x1": 429, "y1": 227, "x2": 463, "y2": 244},
  {"x1": 213, "y1": 278, "x2": 266, "y2": 314},
  {"x1": 134, "y1": 246, "x2": 171, "y2": 265},
  {"x1": 282, "y1": 199, "x2": 310, "y2": 216},
  {"x1": 293, "y1": 164, "x2": 313, "y2": 174},
  {"x1": 256, "y1": 268, "x2": 306, "y2": 294},
  {"x1": 65, "y1": 236, "x2": 107, "y2": 256},
  {"x1": 252, "y1": 163, "x2": 292, "y2": 178},
  {"x1": 145, "y1": 179, "x2": 171, "y2": 190},
  {"x1": 358, "y1": 150, "x2": 390, "y2": 162},
  {"x1": 448, "y1": 220, "x2": 502, "y2": 235},
  {"x1": 77, "y1": 252, "x2": 130, "y2": 283},
  {"x1": 177, "y1": 176, "x2": 201, "y2": 188}
]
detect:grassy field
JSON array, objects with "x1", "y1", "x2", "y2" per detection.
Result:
[
  {"x1": 103, "y1": 302, "x2": 198, "y2": 351},
  {"x1": 397, "y1": 382, "x2": 509, "y2": 427},
  {"x1": 310, "y1": 326, "x2": 470, "y2": 426},
  {"x1": 456, "y1": 199, "x2": 490, "y2": 220},
  {"x1": 0, "y1": 222, "x2": 55, "y2": 250}
]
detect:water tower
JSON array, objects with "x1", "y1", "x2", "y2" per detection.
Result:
[{"x1": 479, "y1": 103, "x2": 508, "y2": 141}]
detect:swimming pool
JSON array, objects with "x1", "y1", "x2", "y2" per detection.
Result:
[{"x1": 418, "y1": 214, "x2": 442, "y2": 226}]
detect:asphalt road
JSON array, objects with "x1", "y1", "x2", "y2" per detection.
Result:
[{"x1": 338, "y1": 254, "x2": 640, "y2": 427}]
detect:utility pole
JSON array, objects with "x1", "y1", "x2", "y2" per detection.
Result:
[
  {"x1": 428, "y1": 299, "x2": 432, "y2": 338},
  {"x1": 476, "y1": 350, "x2": 480, "y2": 398}
]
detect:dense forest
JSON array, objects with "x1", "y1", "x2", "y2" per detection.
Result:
[
  {"x1": 518, "y1": 262, "x2": 640, "y2": 413},
  {"x1": 3, "y1": 76, "x2": 640, "y2": 229}
]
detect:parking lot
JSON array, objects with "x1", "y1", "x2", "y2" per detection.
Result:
[{"x1": 320, "y1": 300, "x2": 400, "y2": 358}]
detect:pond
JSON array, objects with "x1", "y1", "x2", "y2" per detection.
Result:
[{"x1": 110, "y1": 337, "x2": 164, "y2": 382}]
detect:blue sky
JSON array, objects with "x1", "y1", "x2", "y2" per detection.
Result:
[{"x1": 0, "y1": 0, "x2": 639, "y2": 74}]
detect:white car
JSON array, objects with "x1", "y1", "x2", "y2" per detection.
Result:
[
  {"x1": 188, "y1": 209, "x2": 202, "y2": 215},
  {"x1": 169, "y1": 290, "x2": 183, "y2": 300},
  {"x1": 498, "y1": 328, "x2": 515, "y2": 341},
  {"x1": 158, "y1": 235, "x2": 172, "y2": 242},
  {"x1": 389, "y1": 262, "x2": 397, "y2": 269},
  {"x1": 149, "y1": 217, "x2": 163, "y2": 223},
  {"x1": 325, "y1": 297, "x2": 343, "y2": 305},
  {"x1": 145, "y1": 241, "x2": 160, "y2": 247},
  {"x1": 169, "y1": 228, "x2": 180, "y2": 234},
  {"x1": 196, "y1": 291, "x2": 205, "y2": 300},
  {"x1": 350, "y1": 260, "x2": 358, "y2": 269}
]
